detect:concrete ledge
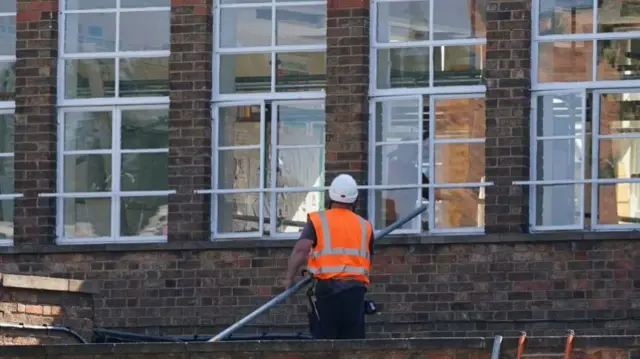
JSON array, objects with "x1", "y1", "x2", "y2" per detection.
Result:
[{"x1": 0, "y1": 273, "x2": 99, "y2": 294}]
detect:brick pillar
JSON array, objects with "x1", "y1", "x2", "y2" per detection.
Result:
[
  {"x1": 325, "y1": 0, "x2": 370, "y2": 214},
  {"x1": 167, "y1": 0, "x2": 213, "y2": 241},
  {"x1": 13, "y1": 0, "x2": 58, "y2": 245},
  {"x1": 484, "y1": 0, "x2": 531, "y2": 233}
]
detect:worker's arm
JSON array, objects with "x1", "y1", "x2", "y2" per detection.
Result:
[{"x1": 284, "y1": 219, "x2": 316, "y2": 287}]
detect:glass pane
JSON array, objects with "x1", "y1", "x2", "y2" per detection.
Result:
[
  {"x1": 536, "y1": 93, "x2": 584, "y2": 137},
  {"x1": 221, "y1": 0, "x2": 269, "y2": 4},
  {"x1": 599, "y1": 92, "x2": 640, "y2": 135},
  {"x1": 597, "y1": 183, "x2": 640, "y2": 225},
  {"x1": 536, "y1": 139, "x2": 585, "y2": 181},
  {"x1": 63, "y1": 112, "x2": 113, "y2": 151},
  {"x1": 375, "y1": 144, "x2": 421, "y2": 186},
  {"x1": 63, "y1": 198, "x2": 111, "y2": 238},
  {"x1": 434, "y1": 97, "x2": 485, "y2": 139},
  {"x1": 273, "y1": 191, "x2": 324, "y2": 234},
  {"x1": 64, "y1": 13, "x2": 116, "y2": 53},
  {"x1": 0, "y1": 2, "x2": 15, "y2": 12},
  {"x1": 598, "y1": 138, "x2": 640, "y2": 179},
  {"x1": 119, "y1": 57, "x2": 169, "y2": 97},
  {"x1": 433, "y1": 0, "x2": 486, "y2": 40},
  {"x1": 216, "y1": 193, "x2": 262, "y2": 234},
  {"x1": 121, "y1": 0, "x2": 170, "y2": 7},
  {"x1": 0, "y1": 62, "x2": 14, "y2": 99},
  {"x1": 121, "y1": 109, "x2": 169, "y2": 149},
  {"x1": 65, "y1": 0, "x2": 117, "y2": 10},
  {"x1": 0, "y1": 114, "x2": 13, "y2": 153},
  {"x1": 373, "y1": 189, "x2": 422, "y2": 231},
  {"x1": 276, "y1": 6, "x2": 326, "y2": 45},
  {"x1": 376, "y1": 0, "x2": 429, "y2": 43},
  {"x1": 217, "y1": 149, "x2": 262, "y2": 189},
  {"x1": 0, "y1": 157, "x2": 14, "y2": 193},
  {"x1": 220, "y1": 7, "x2": 272, "y2": 48},
  {"x1": 218, "y1": 105, "x2": 262, "y2": 147},
  {"x1": 63, "y1": 154, "x2": 113, "y2": 192},
  {"x1": 219, "y1": 53, "x2": 271, "y2": 94},
  {"x1": 269, "y1": 148, "x2": 324, "y2": 187},
  {"x1": 120, "y1": 196, "x2": 168, "y2": 236},
  {"x1": 433, "y1": 45, "x2": 484, "y2": 87},
  {"x1": 597, "y1": 0, "x2": 640, "y2": 33},
  {"x1": 275, "y1": 52, "x2": 326, "y2": 92},
  {"x1": 121, "y1": 153, "x2": 168, "y2": 191},
  {"x1": 0, "y1": 199, "x2": 13, "y2": 240},
  {"x1": 65, "y1": 59, "x2": 116, "y2": 99},
  {"x1": 434, "y1": 143, "x2": 485, "y2": 183},
  {"x1": 538, "y1": 41, "x2": 593, "y2": 83},
  {"x1": 538, "y1": 0, "x2": 593, "y2": 35},
  {"x1": 596, "y1": 40, "x2": 640, "y2": 81},
  {"x1": 377, "y1": 47, "x2": 429, "y2": 89},
  {"x1": 277, "y1": 102, "x2": 325, "y2": 146},
  {"x1": 374, "y1": 99, "x2": 421, "y2": 142},
  {"x1": 535, "y1": 184, "x2": 583, "y2": 227},
  {"x1": 434, "y1": 187, "x2": 483, "y2": 229},
  {"x1": 119, "y1": 11, "x2": 169, "y2": 51},
  {"x1": 0, "y1": 16, "x2": 16, "y2": 56}
]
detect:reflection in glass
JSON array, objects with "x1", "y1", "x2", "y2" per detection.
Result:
[
  {"x1": 434, "y1": 187, "x2": 483, "y2": 228},
  {"x1": 120, "y1": 196, "x2": 168, "y2": 236},
  {"x1": 432, "y1": 0, "x2": 486, "y2": 40},
  {"x1": 375, "y1": 99, "x2": 421, "y2": 142},
  {"x1": 0, "y1": 16, "x2": 16, "y2": 56},
  {"x1": 119, "y1": 11, "x2": 170, "y2": 51},
  {"x1": 538, "y1": 0, "x2": 593, "y2": 35},
  {"x1": 216, "y1": 192, "x2": 262, "y2": 234},
  {"x1": 536, "y1": 93, "x2": 584, "y2": 137},
  {"x1": 375, "y1": 144, "x2": 420, "y2": 186},
  {"x1": 120, "y1": 57, "x2": 169, "y2": 97},
  {"x1": 65, "y1": 59, "x2": 116, "y2": 99},
  {"x1": 597, "y1": 0, "x2": 640, "y2": 33},
  {"x1": 0, "y1": 199, "x2": 12, "y2": 240},
  {"x1": 535, "y1": 184, "x2": 583, "y2": 227},
  {"x1": 273, "y1": 191, "x2": 324, "y2": 234},
  {"x1": 64, "y1": 13, "x2": 117, "y2": 53},
  {"x1": 538, "y1": 41, "x2": 592, "y2": 83},
  {"x1": 277, "y1": 101, "x2": 325, "y2": 146},
  {"x1": 217, "y1": 149, "x2": 261, "y2": 189},
  {"x1": 0, "y1": 2, "x2": 15, "y2": 12},
  {"x1": 0, "y1": 62, "x2": 15, "y2": 99},
  {"x1": 434, "y1": 97, "x2": 485, "y2": 139},
  {"x1": 269, "y1": 148, "x2": 324, "y2": 188},
  {"x1": 0, "y1": 157, "x2": 14, "y2": 199},
  {"x1": 598, "y1": 138, "x2": 640, "y2": 179},
  {"x1": 121, "y1": 0, "x2": 170, "y2": 7},
  {"x1": 376, "y1": 0, "x2": 429, "y2": 43},
  {"x1": 218, "y1": 105, "x2": 261, "y2": 147},
  {"x1": 596, "y1": 40, "x2": 640, "y2": 81},
  {"x1": 63, "y1": 198, "x2": 111, "y2": 238},
  {"x1": 63, "y1": 154, "x2": 112, "y2": 192},
  {"x1": 597, "y1": 183, "x2": 640, "y2": 225},
  {"x1": 121, "y1": 109, "x2": 169, "y2": 149},
  {"x1": 220, "y1": 7, "x2": 272, "y2": 48},
  {"x1": 377, "y1": 47, "x2": 429, "y2": 89},
  {"x1": 0, "y1": 114, "x2": 13, "y2": 153},
  {"x1": 63, "y1": 112, "x2": 113, "y2": 151},
  {"x1": 536, "y1": 139, "x2": 584, "y2": 181},
  {"x1": 433, "y1": 45, "x2": 484, "y2": 87},
  {"x1": 65, "y1": 0, "x2": 116, "y2": 10},
  {"x1": 434, "y1": 143, "x2": 485, "y2": 183},
  {"x1": 599, "y1": 92, "x2": 640, "y2": 136},
  {"x1": 219, "y1": 53, "x2": 270, "y2": 94},
  {"x1": 276, "y1": 6, "x2": 326, "y2": 46},
  {"x1": 275, "y1": 52, "x2": 326, "y2": 92},
  {"x1": 121, "y1": 153, "x2": 168, "y2": 191},
  {"x1": 374, "y1": 189, "x2": 422, "y2": 230}
]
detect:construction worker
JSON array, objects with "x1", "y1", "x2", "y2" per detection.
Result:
[{"x1": 284, "y1": 174, "x2": 374, "y2": 339}]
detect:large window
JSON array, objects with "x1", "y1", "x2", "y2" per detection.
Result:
[
  {"x1": 528, "y1": 0, "x2": 640, "y2": 231},
  {"x1": 208, "y1": 0, "x2": 327, "y2": 239},
  {"x1": 0, "y1": 2, "x2": 15, "y2": 246},
  {"x1": 0, "y1": 2, "x2": 15, "y2": 100},
  {"x1": 50, "y1": 0, "x2": 171, "y2": 244},
  {"x1": 369, "y1": 0, "x2": 490, "y2": 235}
]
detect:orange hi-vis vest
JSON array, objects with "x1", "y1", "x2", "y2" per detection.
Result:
[{"x1": 306, "y1": 208, "x2": 373, "y2": 284}]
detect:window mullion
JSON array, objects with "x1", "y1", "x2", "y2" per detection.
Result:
[
  {"x1": 269, "y1": 102, "x2": 278, "y2": 235},
  {"x1": 112, "y1": 107, "x2": 121, "y2": 242}
]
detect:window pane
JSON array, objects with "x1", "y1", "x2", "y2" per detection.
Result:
[
  {"x1": 434, "y1": 187, "x2": 483, "y2": 229},
  {"x1": 0, "y1": 2, "x2": 15, "y2": 12},
  {"x1": 273, "y1": 191, "x2": 324, "y2": 234},
  {"x1": 0, "y1": 114, "x2": 13, "y2": 153},
  {"x1": 0, "y1": 16, "x2": 15, "y2": 56},
  {"x1": 433, "y1": 45, "x2": 484, "y2": 87},
  {"x1": 599, "y1": 92, "x2": 640, "y2": 136},
  {"x1": 538, "y1": 0, "x2": 593, "y2": 35},
  {"x1": 65, "y1": 0, "x2": 117, "y2": 10},
  {"x1": 373, "y1": 189, "x2": 423, "y2": 231},
  {"x1": 597, "y1": 0, "x2": 640, "y2": 33},
  {"x1": 375, "y1": 144, "x2": 420, "y2": 186},
  {"x1": 64, "y1": 13, "x2": 116, "y2": 53},
  {"x1": 538, "y1": 41, "x2": 593, "y2": 83},
  {"x1": 598, "y1": 138, "x2": 640, "y2": 179},
  {"x1": 536, "y1": 139, "x2": 584, "y2": 181},
  {"x1": 535, "y1": 184, "x2": 583, "y2": 227},
  {"x1": 269, "y1": 148, "x2": 324, "y2": 187},
  {"x1": 218, "y1": 105, "x2": 262, "y2": 147},
  {"x1": 64, "y1": 154, "x2": 112, "y2": 192},
  {"x1": 434, "y1": 97, "x2": 485, "y2": 139},
  {"x1": 276, "y1": 6, "x2": 326, "y2": 45},
  {"x1": 598, "y1": 39, "x2": 640, "y2": 81},
  {"x1": 65, "y1": 59, "x2": 116, "y2": 99},
  {"x1": 377, "y1": 47, "x2": 429, "y2": 89},
  {"x1": 277, "y1": 102, "x2": 325, "y2": 146},
  {"x1": 0, "y1": 157, "x2": 14, "y2": 193},
  {"x1": 217, "y1": 149, "x2": 262, "y2": 189},
  {"x1": 374, "y1": 99, "x2": 421, "y2": 142},
  {"x1": 221, "y1": 0, "x2": 270, "y2": 5},
  {"x1": 119, "y1": 11, "x2": 169, "y2": 51},
  {"x1": 597, "y1": 183, "x2": 640, "y2": 225},
  {"x1": 219, "y1": 53, "x2": 271, "y2": 94},
  {"x1": 121, "y1": 109, "x2": 169, "y2": 149},
  {"x1": 433, "y1": 0, "x2": 486, "y2": 40},
  {"x1": 121, "y1": 0, "x2": 170, "y2": 7},
  {"x1": 119, "y1": 57, "x2": 169, "y2": 97},
  {"x1": 121, "y1": 153, "x2": 168, "y2": 191},
  {"x1": 216, "y1": 193, "x2": 262, "y2": 234},
  {"x1": 434, "y1": 143, "x2": 485, "y2": 183},
  {"x1": 536, "y1": 93, "x2": 584, "y2": 137},
  {"x1": 0, "y1": 62, "x2": 15, "y2": 99},
  {"x1": 220, "y1": 7, "x2": 272, "y2": 48},
  {"x1": 63, "y1": 198, "x2": 111, "y2": 238},
  {"x1": 275, "y1": 52, "x2": 326, "y2": 92},
  {"x1": 0, "y1": 199, "x2": 13, "y2": 241},
  {"x1": 120, "y1": 196, "x2": 168, "y2": 236},
  {"x1": 63, "y1": 112, "x2": 113, "y2": 151},
  {"x1": 376, "y1": 0, "x2": 429, "y2": 43}
]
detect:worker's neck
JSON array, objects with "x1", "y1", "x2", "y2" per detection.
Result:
[{"x1": 330, "y1": 203, "x2": 353, "y2": 210}]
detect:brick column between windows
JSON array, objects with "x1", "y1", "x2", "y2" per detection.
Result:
[
  {"x1": 167, "y1": 0, "x2": 212, "y2": 241},
  {"x1": 484, "y1": 0, "x2": 532, "y2": 233},
  {"x1": 325, "y1": 0, "x2": 370, "y2": 214},
  {"x1": 13, "y1": 0, "x2": 58, "y2": 245}
]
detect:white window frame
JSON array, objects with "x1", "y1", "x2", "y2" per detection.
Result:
[{"x1": 0, "y1": 103, "x2": 19, "y2": 247}]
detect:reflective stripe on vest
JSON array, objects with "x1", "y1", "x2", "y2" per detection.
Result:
[
  {"x1": 309, "y1": 211, "x2": 370, "y2": 260},
  {"x1": 306, "y1": 265, "x2": 369, "y2": 276}
]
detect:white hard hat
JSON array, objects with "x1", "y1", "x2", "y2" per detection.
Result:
[{"x1": 328, "y1": 174, "x2": 359, "y2": 204}]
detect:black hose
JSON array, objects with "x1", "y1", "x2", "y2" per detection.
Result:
[{"x1": 0, "y1": 322, "x2": 87, "y2": 344}]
